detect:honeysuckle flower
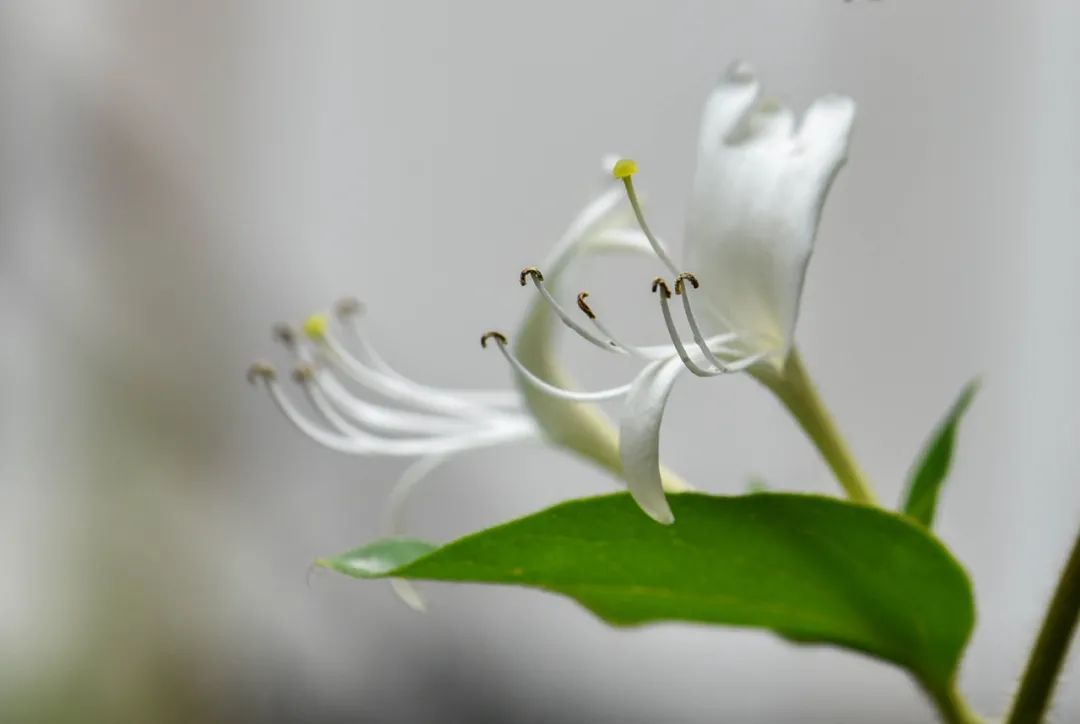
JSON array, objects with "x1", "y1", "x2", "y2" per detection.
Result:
[
  {"x1": 481, "y1": 63, "x2": 856, "y2": 524},
  {"x1": 246, "y1": 164, "x2": 687, "y2": 606}
]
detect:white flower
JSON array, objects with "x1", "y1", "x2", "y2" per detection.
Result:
[
  {"x1": 484, "y1": 63, "x2": 855, "y2": 524},
  {"x1": 249, "y1": 61, "x2": 856, "y2": 559},
  {"x1": 246, "y1": 166, "x2": 685, "y2": 607}
]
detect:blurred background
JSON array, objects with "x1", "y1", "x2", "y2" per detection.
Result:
[{"x1": 1, "y1": 1, "x2": 1077, "y2": 722}]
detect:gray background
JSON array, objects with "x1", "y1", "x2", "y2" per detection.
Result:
[{"x1": 1, "y1": 1, "x2": 1077, "y2": 722}]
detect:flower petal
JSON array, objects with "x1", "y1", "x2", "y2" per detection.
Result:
[
  {"x1": 683, "y1": 69, "x2": 856, "y2": 362},
  {"x1": 512, "y1": 181, "x2": 690, "y2": 495},
  {"x1": 798, "y1": 94, "x2": 856, "y2": 172},
  {"x1": 511, "y1": 189, "x2": 686, "y2": 492},
  {"x1": 698, "y1": 61, "x2": 761, "y2": 156},
  {"x1": 734, "y1": 99, "x2": 795, "y2": 144},
  {"x1": 619, "y1": 357, "x2": 686, "y2": 524}
]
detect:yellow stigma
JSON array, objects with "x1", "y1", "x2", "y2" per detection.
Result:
[
  {"x1": 612, "y1": 158, "x2": 638, "y2": 179},
  {"x1": 303, "y1": 313, "x2": 329, "y2": 340}
]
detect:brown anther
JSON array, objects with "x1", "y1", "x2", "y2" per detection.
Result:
[
  {"x1": 651, "y1": 277, "x2": 672, "y2": 298},
  {"x1": 291, "y1": 364, "x2": 315, "y2": 383},
  {"x1": 272, "y1": 323, "x2": 297, "y2": 349},
  {"x1": 519, "y1": 267, "x2": 544, "y2": 286},
  {"x1": 674, "y1": 272, "x2": 699, "y2": 295},
  {"x1": 335, "y1": 297, "x2": 365, "y2": 318},
  {"x1": 480, "y1": 331, "x2": 508, "y2": 348},
  {"x1": 246, "y1": 362, "x2": 276, "y2": 385},
  {"x1": 576, "y1": 291, "x2": 596, "y2": 319}
]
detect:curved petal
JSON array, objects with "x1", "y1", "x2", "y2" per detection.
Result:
[
  {"x1": 512, "y1": 183, "x2": 690, "y2": 494},
  {"x1": 697, "y1": 61, "x2": 760, "y2": 156},
  {"x1": 619, "y1": 357, "x2": 686, "y2": 524},
  {"x1": 683, "y1": 68, "x2": 856, "y2": 362},
  {"x1": 798, "y1": 94, "x2": 857, "y2": 172},
  {"x1": 383, "y1": 454, "x2": 448, "y2": 613}
]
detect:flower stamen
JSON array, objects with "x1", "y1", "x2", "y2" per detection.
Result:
[
  {"x1": 576, "y1": 288, "x2": 682, "y2": 361},
  {"x1": 481, "y1": 330, "x2": 633, "y2": 402},
  {"x1": 251, "y1": 365, "x2": 533, "y2": 456},
  {"x1": 306, "y1": 315, "x2": 506, "y2": 420},
  {"x1": 673, "y1": 272, "x2": 699, "y2": 295},
  {"x1": 293, "y1": 363, "x2": 370, "y2": 438},
  {"x1": 246, "y1": 361, "x2": 276, "y2": 385},
  {"x1": 317, "y1": 369, "x2": 477, "y2": 435},
  {"x1": 329, "y1": 303, "x2": 520, "y2": 410},
  {"x1": 673, "y1": 273, "x2": 742, "y2": 371},
  {"x1": 519, "y1": 266, "x2": 625, "y2": 355},
  {"x1": 272, "y1": 328, "x2": 478, "y2": 435},
  {"x1": 653, "y1": 278, "x2": 734, "y2": 378},
  {"x1": 575, "y1": 291, "x2": 595, "y2": 319},
  {"x1": 333, "y1": 296, "x2": 398, "y2": 377}
]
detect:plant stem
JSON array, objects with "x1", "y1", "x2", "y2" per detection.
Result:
[
  {"x1": 924, "y1": 682, "x2": 984, "y2": 724},
  {"x1": 1005, "y1": 526, "x2": 1080, "y2": 724},
  {"x1": 751, "y1": 348, "x2": 879, "y2": 506},
  {"x1": 755, "y1": 349, "x2": 988, "y2": 724}
]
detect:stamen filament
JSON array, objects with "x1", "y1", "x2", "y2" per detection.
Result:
[
  {"x1": 332, "y1": 298, "x2": 399, "y2": 377},
  {"x1": 314, "y1": 325, "x2": 509, "y2": 421},
  {"x1": 256, "y1": 369, "x2": 534, "y2": 456},
  {"x1": 674, "y1": 272, "x2": 742, "y2": 370},
  {"x1": 296, "y1": 365, "x2": 452, "y2": 443},
  {"x1": 279, "y1": 323, "x2": 509, "y2": 426},
  {"x1": 318, "y1": 311, "x2": 522, "y2": 410},
  {"x1": 576, "y1": 290, "x2": 679, "y2": 361},
  {"x1": 654, "y1": 278, "x2": 736, "y2": 378},
  {"x1": 520, "y1": 267, "x2": 625, "y2": 355},
  {"x1": 294, "y1": 365, "x2": 364, "y2": 437},
  {"x1": 481, "y1": 332, "x2": 632, "y2": 402},
  {"x1": 311, "y1": 368, "x2": 477, "y2": 436}
]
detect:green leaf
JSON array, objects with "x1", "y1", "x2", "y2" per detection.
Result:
[
  {"x1": 745, "y1": 476, "x2": 771, "y2": 494},
  {"x1": 902, "y1": 380, "x2": 980, "y2": 527},
  {"x1": 319, "y1": 493, "x2": 974, "y2": 689},
  {"x1": 317, "y1": 537, "x2": 436, "y2": 577}
]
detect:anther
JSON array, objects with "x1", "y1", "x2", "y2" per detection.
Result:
[
  {"x1": 576, "y1": 292, "x2": 596, "y2": 319},
  {"x1": 246, "y1": 361, "x2": 276, "y2": 385},
  {"x1": 519, "y1": 267, "x2": 544, "y2": 287},
  {"x1": 651, "y1": 277, "x2": 672, "y2": 298},
  {"x1": 480, "y1": 331, "x2": 508, "y2": 349},
  {"x1": 612, "y1": 158, "x2": 638, "y2": 179},
  {"x1": 292, "y1": 364, "x2": 315, "y2": 384},
  {"x1": 674, "y1": 272, "x2": 699, "y2": 295},
  {"x1": 335, "y1": 297, "x2": 365, "y2": 318},
  {"x1": 273, "y1": 323, "x2": 297, "y2": 349}
]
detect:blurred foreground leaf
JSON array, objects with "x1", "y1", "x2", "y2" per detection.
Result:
[
  {"x1": 319, "y1": 493, "x2": 974, "y2": 690},
  {"x1": 902, "y1": 380, "x2": 980, "y2": 527}
]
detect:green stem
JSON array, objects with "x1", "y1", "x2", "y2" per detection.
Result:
[
  {"x1": 751, "y1": 348, "x2": 879, "y2": 506},
  {"x1": 924, "y1": 682, "x2": 984, "y2": 724},
  {"x1": 1006, "y1": 526, "x2": 1080, "y2": 724},
  {"x1": 754, "y1": 349, "x2": 988, "y2": 724}
]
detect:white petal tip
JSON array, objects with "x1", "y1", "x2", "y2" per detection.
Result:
[
  {"x1": 391, "y1": 579, "x2": 428, "y2": 612},
  {"x1": 818, "y1": 94, "x2": 856, "y2": 117},
  {"x1": 724, "y1": 60, "x2": 756, "y2": 84},
  {"x1": 797, "y1": 94, "x2": 857, "y2": 160},
  {"x1": 803, "y1": 94, "x2": 856, "y2": 132},
  {"x1": 634, "y1": 495, "x2": 675, "y2": 525}
]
